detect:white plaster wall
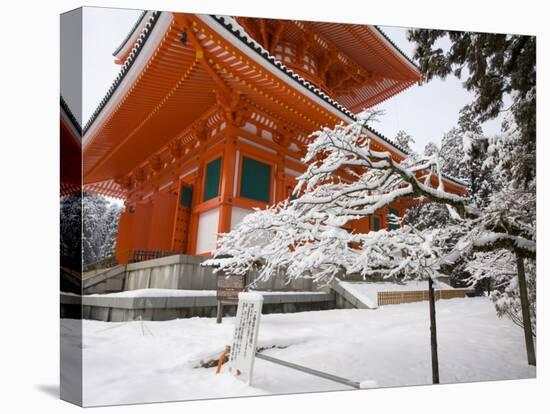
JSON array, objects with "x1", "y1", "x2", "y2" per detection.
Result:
[
  {"x1": 230, "y1": 207, "x2": 254, "y2": 230},
  {"x1": 284, "y1": 167, "x2": 301, "y2": 177},
  {"x1": 196, "y1": 208, "x2": 220, "y2": 254},
  {"x1": 231, "y1": 207, "x2": 273, "y2": 248}
]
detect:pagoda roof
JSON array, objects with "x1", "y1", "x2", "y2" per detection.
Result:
[
  {"x1": 111, "y1": 12, "x2": 421, "y2": 112},
  {"x1": 84, "y1": 13, "x2": 412, "y2": 150},
  {"x1": 82, "y1": 11, "x2": 466, "y2": 197}
]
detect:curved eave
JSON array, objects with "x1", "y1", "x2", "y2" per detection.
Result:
[
  {"x1": 345, "y1": 78, "x2": 418, "y2": 113},
  {"x1": 305, "y1": 22, "x2": 421, "y2": 111},
  {"x1": 371, "y1": 25, "x2": 421, "y2": 77},
  {"x1": 112, "y1": 10, "x2": 150, "y2": 64},
  {"x1": 83, "y1": 10, "x2": 196, "y2": 184}
]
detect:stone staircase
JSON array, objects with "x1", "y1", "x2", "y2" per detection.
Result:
[{"x1": 330, "y1": 279, "x2": 376, "y2": 309}]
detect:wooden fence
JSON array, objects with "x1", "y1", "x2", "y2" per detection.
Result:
[{"x1": 377, "y1": 289, "x2": 467, "y2": 306}]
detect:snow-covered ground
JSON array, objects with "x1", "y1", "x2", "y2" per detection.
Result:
[{"x1": 61, "y1": 297, "x2": 535, "y2": 406}]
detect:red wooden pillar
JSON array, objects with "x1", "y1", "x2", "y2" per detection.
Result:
[
  {"x1": 187, "y1": 173, "x2": 201, "y2": 255},
  {"x1": 115, "y1": 208, "x2": 133, "y2": 264},
  {"x1": 218, "y1": 128, "x2": 238, "y2": 235},
  {"x1": 188, "y1": 129, "x2": 208, "y2": 255},
  {"x1": 275, "y1": 151, "x2": 286, "y2": 203}
]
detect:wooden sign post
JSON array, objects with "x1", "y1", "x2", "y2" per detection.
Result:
[
  {"x1": 227, "y1": 292, "x2": 264, "y2": 385},
  {"x1": 216, "y1": 273, "x2": 246, "y2": 323}
]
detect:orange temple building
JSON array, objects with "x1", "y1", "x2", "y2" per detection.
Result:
[{"x1": 80, "y1": 11, "x2": 466, "y2": 263}]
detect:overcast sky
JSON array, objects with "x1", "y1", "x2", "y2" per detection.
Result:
[
  {"x1": 82, "y1": 7, "x2": 143, "y2": 127},
  {"x1": 80, "y1": 8, "x2": 504, "y2": 153}
]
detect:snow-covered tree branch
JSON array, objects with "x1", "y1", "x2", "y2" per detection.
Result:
[
  {"x1": 294, "y1": 118, "x2": 472, "y2": 219},
  {"x1": 207, "y1": 113, "x2": 534, "y2": 284}
]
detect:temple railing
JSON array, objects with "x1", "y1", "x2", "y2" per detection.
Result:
[
  {"x1": 83, "y1": 255, "x2": 117, "y2": 272},
  {"x1": 83, "y1": 249, "x2": 182, "y2": 272},
  {"x1": 127, "y1": 249, "x2": 181, "y2": 264}
]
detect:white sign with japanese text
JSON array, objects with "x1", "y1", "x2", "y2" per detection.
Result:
[{"x1": 228, "y1": 292, "x2": 264, "y2": 384}]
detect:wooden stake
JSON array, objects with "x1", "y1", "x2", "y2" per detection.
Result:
[{"x1": 216, "y1": 346, "x2": 231, "y2": 374}]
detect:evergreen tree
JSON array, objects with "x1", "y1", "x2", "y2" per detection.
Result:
[
  {"x1": 439, "y1": 127, "x2": 469, "y2": 181},
  {"x1": 82, "y1": 193, "x2": 123, "y2": 266},
  {"x1": 407, "y1": 29, "x2": 536, "y2": 189},
  {"x1": 423, "y1": 141, "x2": 439, "y2": 157},
  {"x1": 100, "y1": 206, "x2": 122, "y2": 258},
  {"x1": 60, "y1": 194, "x2": 82, "y2": 264}
]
